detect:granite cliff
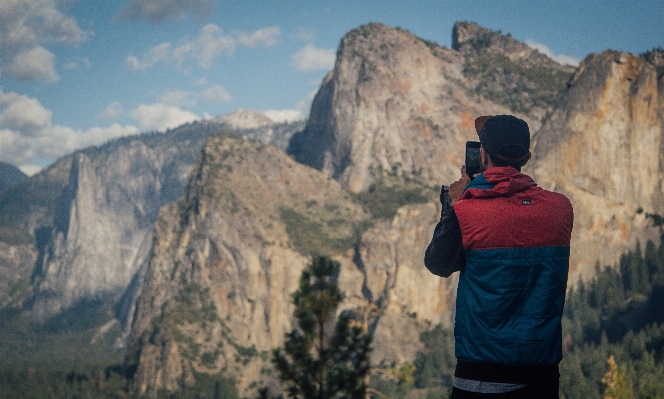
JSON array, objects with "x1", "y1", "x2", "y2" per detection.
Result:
[
  {"x1": 124, "y1": 132, "x2": 454, "y2": 396},
  {"x1": 0, "y1": 116, "x2": 302, "y2": 324},
  {"x1": 288, "y1": 22, "x2": 572, "y2": 193},
  {"x1": 531, "y1": 49, "x2": 664, "y2": 279}
]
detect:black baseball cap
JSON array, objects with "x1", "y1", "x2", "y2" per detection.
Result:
[{"x1": 474, "y1": 115, "x2": 530, "y2": 162}]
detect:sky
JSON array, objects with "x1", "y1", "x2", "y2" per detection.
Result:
[{"x1": 0, "y1": 0, "x2": 662, "y2": 175}]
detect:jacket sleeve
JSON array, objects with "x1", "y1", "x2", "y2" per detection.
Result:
[{"x1": 424, "y1": 207, "x2": 465, "y2": 277}]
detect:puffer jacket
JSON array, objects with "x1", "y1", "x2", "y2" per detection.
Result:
[{"x1": 452, "y1": 167, "x2": 573, "y2": 366}]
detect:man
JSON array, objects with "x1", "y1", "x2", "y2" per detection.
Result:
[{"x1": 424, "y1": 115, "x2": 573, "y2": 398}]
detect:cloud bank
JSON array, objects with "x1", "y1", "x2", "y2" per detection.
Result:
[
  {"x1": 0, "y1": 89, "x2": 138, "y2": 174},
  {"x1": 116, "y1": 0, "x2": 214, "y2": 25},
  {"x1": 0, "y1": 0, "x2": 89, "y2": 82},
  {"x1": 526, "y1": 40, "x2": 581, "y2": 66},
  {"x1": 126, "y1": 24, "x2": 281, "y2": 71},
  {"x1": 292, "y1": 44, "x2": 336, "y2": 72}
]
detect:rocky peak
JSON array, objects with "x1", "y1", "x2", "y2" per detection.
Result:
[
  {"x1": 289, "y1": 22, "x2": 517, "y2": 193},
  {"x1": 452, "y1": 21, "x2": 561, "y2": 67},
  {"x1": 452, "y1": 21, "x2": 575, "y2": 120}
]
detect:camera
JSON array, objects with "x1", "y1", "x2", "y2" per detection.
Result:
[{"x1": 465, "y1": 141, "x2": 481, "y2": 180}]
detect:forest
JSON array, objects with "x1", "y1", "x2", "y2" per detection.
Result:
[{"x1": 3, "y1": 234, "x2": 664, "y2": 398}]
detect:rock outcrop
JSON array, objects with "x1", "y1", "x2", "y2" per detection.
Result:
[
  {"x1": 126, "y1": 133, "x2": 367, "y2": 395},
  {"x1": 288, "y1": 23, "x2": 526, "y2": 193},
  {"x1": 125, "y1": 132, "x2": 456, "y2": 396},
  {"x1": 452, "y1": 21, "x2": 576, "y2": 121},
  {"x1": 288, "y1": 22, "x2": 567, "y2": 193},
  {"x1": 531, "y1": 50, "x2": 664, "y2": 280},
  {"x1": 31, "y1": 141, "x2": 180, "y2": 321}
]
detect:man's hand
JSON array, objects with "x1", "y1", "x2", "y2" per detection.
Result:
[{"x1": 448, "y1": 166, "x2": 470, "y2": 206}]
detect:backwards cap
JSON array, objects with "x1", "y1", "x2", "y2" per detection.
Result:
[{"x1": 474, "y1": 115, "x2": 530, "y2": 162}]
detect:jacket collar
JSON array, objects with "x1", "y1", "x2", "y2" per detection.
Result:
[{"x1": 461, "y1": 166, "x2": 536, "y2": 200}]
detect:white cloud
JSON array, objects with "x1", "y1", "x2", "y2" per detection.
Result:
[
  {"x1": 159, "y1": 90, "x2": 196, "y2": 108},
  {"x1": 18, "y1": 165, "x2": 42, "y2": 177},
  {"x1": 201, "y1": 85, "x2": 232, "y2": 103},
  {"x1": 128, "y1": 24, "x2": 282, "y2": 72},
  {"x1": 172, "y1": 24, "x2": 236, "y2": 68},
  {"x1": 292, "y1": 44, "x2": 336, "y2": 72},
  {"x1": 0, "y1": 0, "x2": 89, "y2": 81},
  {"x1": 237, "y1": 26, "x2": 281, "y2": 48},
  {"x1": 126, "y1": 42, "x2": 172, "y2": 70},
  {"x1": 4, "y1": 46, "x2": 59, "y2": 82},
  {"x1": 63, "y1": 56, "x2": 92, "y2": 70},
  {"x1": 262, "y1": 89, "x2": 317, "y2": 123},
  {"x1": 0, "y1": 89, "x2": 138, "y2": 172},
  {"x1": 0, "y1": 91, "x2": 52, "y2": 135},
  {"x1": 97, "y1": 102, "x2": 124, "y2": 121},
  {"x1": 116, "y1": 0, "x2": 214, "y2": 25},
  {"x1": 262, "y1": 109, "x2": 303, "y2": 123},
  {"x1": 525, "y1": 40, "x2": 581, "y2": 66},
  {"x1": 129, "y1": 103, "x2": 199, "y2": 132}
]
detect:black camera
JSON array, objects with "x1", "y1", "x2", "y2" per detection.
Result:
[{"x1": 465, "y1": 141, "x2": 481, "y2": 180}]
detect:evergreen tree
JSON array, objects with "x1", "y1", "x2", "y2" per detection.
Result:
[{"x1": 272, "y1": 256, "x2": 372, "y2": 399}]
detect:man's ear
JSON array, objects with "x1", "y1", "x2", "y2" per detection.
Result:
[{"x1": 480, "y1": 147, "x2": 491, "y2": 168}]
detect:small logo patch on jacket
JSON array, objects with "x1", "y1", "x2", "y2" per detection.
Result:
[{"x1": 522, "y1": 200, "x2": 532, "y2": 205}]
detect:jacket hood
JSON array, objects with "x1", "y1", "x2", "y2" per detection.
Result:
[{"x1": 461, "y1": 166, "x2": 537, "y2": 200}]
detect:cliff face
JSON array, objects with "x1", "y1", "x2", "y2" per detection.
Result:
[
  {"x1": 125, "y1": 132, "x2": 456, "y2": 396},
  {"x1": 288, "y1": 22, "x2": 575, "y2": 194},
  {"x1": 31, "y1": 141, "x2": 179, "y2": 320},
  {"x1": 126, "y1": 133, "x2": 364, "y2": 395},
  {"x1": 531, "y1": 50, "x2": 664, "y2": 280},
  {"x1": 289, "y1": 23, "x2": 528, "y2": 193},
  {"x1": 5, "y1": 117, "x2": 303, "y2": 326}
]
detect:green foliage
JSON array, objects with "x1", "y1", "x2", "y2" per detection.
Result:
[
  {"x1": 462, "y1": 50, "x2": 572, "y2": 115},
  {"x1": 279, "y1": 206, "x2": 369, "y2": 258},
  {"x1": 412, "y1": 325, "x2": 455, "y2": 393},
  {"x1": 156, "y1": 372, "x2": 239, "y2": 399},
  {"x1": 645, "y1": 212, "x2": 664, "y2": 227},
  {"x1": 351, "y1": 180, "x2": 430, "y2": 220},
  {"x1": 0, "y1": 366, "x2": 130, "y2": 399},
  {"x1": 270, "y1": 256, "x2": 372, "y2": 399}
]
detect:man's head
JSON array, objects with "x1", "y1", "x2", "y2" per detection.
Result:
[{"x1": 474, "y1": 115, "x2": 531, "y2": 171}]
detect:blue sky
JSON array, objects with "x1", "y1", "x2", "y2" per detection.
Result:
[{"x1": 0, "y1": 0, "x2": 662, "y2": 175}]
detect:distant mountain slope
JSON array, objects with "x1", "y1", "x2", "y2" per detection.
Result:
[
  {"x1": 124, "y1": 132, "x2": 449, "y2": 397},
  {"x1": 0, "y1": 162, "x2": 27, "y2": 192},
  {"x1": 0, "y1": 116, "x2": 303, "y2": 317}
]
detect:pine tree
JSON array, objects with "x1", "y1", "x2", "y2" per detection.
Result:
[{"x1": 272, "y1": 256, "x2": 372, "y2": 399}]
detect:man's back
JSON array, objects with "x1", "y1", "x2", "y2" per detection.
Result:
[{"x1": 453, "y1": 167, "x2": 574, "y2": 366}]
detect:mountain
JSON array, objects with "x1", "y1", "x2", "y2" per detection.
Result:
[
  {"x1": 1, "y1": 20, "x2": 662, "y2": 398},
  {"x1": 452, "y1": 21, "x2": 576, "y2": 121},
  {"x1": 125, "y1": 22, "x2": 579, "y2": 396},
  {"x1": 0, "y1": 117, "x2": 303, "y2": 320},
  {"x1": 0, "y1": 162, "x2": 27, "y2": 192},
  {"x1": 288, "y1": 22, "x2": 572, "y2": 193},
  {"x1": 531, "y1": 49, "x2": 664, "y2": 279}
]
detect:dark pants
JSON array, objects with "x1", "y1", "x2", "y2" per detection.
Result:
[{"x1": 450, "y1": 378, "x2": 559, "y2": 399}]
